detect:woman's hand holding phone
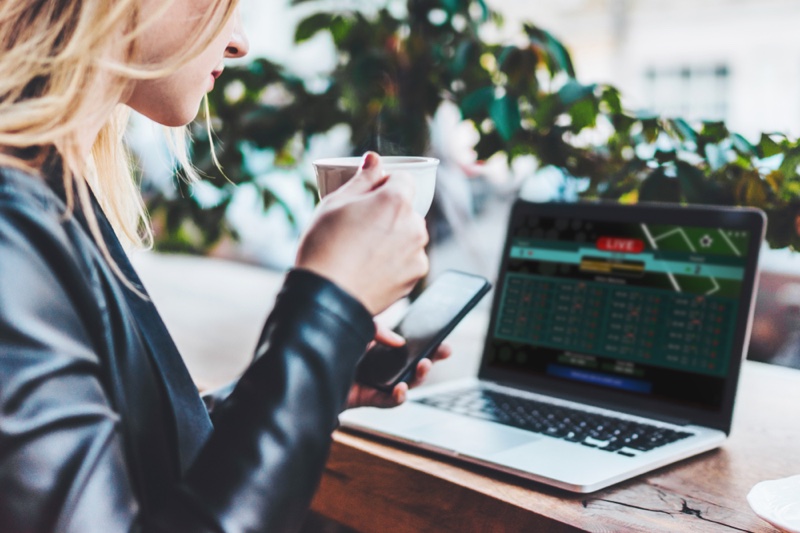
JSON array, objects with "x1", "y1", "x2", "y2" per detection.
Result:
[
  {"x1": 347, "y1": 270, "x2": 491, "y2": 408},
  {"x1": 345, "y1": 323, "x2": 453, "y2": 409}
]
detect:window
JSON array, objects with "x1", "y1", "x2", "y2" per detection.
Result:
[{"x1": 643, "y1": 65, "x2": 730, "y2": 121}]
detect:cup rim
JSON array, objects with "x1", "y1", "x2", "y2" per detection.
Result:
[{"x1": 313, "y1": 156, "x2": 439, "y2": 169}]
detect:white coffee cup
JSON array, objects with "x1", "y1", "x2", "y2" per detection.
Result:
[{"x1": 313, "y1": 156, "x2": 439, "y2": 216}]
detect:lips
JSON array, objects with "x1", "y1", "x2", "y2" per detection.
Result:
[{"x1": 211, "y1": 69, "x2": 223, "y2": 79}]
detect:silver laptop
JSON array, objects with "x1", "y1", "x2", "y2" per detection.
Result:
[{"x1": 341, "y1": 199, "x2": 765, "y2": 493}]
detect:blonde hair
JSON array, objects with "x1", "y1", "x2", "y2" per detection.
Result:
[{"x1": 0, "y1": 0, "x2": 238, "y2": 256}]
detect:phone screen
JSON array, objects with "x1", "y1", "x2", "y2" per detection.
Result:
[{"x1": 356, "y1": 271, "x2": 491, "y2": 390}]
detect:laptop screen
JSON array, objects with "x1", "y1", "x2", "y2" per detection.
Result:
[{"x1": 484, "y1": 205, "x2": 755, "y2": 413}]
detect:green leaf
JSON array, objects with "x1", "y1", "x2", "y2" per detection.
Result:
[
  {"x1": 704, "y1": 144, "x2": 727, "y2": 171},
  {"x1": 782, "y1": 177, "x2": 800, "y2": 202},
  {"x1": 670, "y1": 118, "x2": 697, "y2": 143},
  {"x1": 758, "y1": 133, "x2": 782, "y2": 159},
  {"x1": 701, "y1": 121, "x2": 728, "y2": 143},
  {"x1": 441, "y1": 0, "x2": 460, "y2": 15},
  {"x1": 329, "y1": 15, "x2": 351, "y2": 46},
  {"x1": 460, "y1": 86, "x2": 495, "y2": 119},
  {"x1": 453, "y1": 41, "x2": 478, "y2": 76},
  {"x1": 764, "y1": 170, "x2": 784, "y2": 195},
  {"x1": 294, "y1": 13, "x2": 334, "y2": 43},
  {"x1": 611, "y1": 113, "x2": 636, "y2": 133},
  {"x1": 639, "y1": 167, "x2": 680, "y2": 203},
  {"x1": 640, "y1": 118, "x2": 660, "y2": 143},
  {"x1": 568, "y1": 99, "x2": 597, "y2": 131},
  {"x1": 497, "y1": 45, "x2": 516, "y2": 67},
  {"x1": 490, "y1": 95, "x2": 521, "y2": 141},
  {"x1": 778, "y1": 148, "x2": 800, "y2": 180},
  {"x1": 731, "y1": 133, "x2": 756, "y2": 157},
  {"x1": 558, "y1": 80, "x2": 595, "y2": 107},
  {"x1": 533, "y1": 93, "x2": 560, "y2": 129},
  {"x1": 499, "y1": 46, "x2": 539, "y2": 93},
  {"x1": 675, "y1": 161, "x2": 707, "y2": 203},
  {"x1": 736, "y1": 173, "x2": 768, "y2": 208},
  {"x1": 524, "y1": 24, "x2": 575, "y2": 77},
  {"x1": 600, "y1": 86, "x2": 622, "y2": 115},
  {"x1": 764, "y1": 205, "x2": 800, "y2": 249}
]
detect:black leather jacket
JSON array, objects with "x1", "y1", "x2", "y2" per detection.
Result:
[{"x1": 0, "y1": 167, "x2": 376, "y2": 532}]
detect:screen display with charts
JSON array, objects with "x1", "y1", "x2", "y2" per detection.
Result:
[{"x1": 485, "y1": 214, "x2": 751, "y2": 410}]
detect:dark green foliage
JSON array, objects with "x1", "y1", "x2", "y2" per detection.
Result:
[{"x1": 147, "y1": 0, "x2": 800, "y2": 252}]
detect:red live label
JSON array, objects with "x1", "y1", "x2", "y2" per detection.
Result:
[{"x1": 597, "y1": 237, "x2": 644, "y2": 253}]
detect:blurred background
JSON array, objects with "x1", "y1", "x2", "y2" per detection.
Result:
[
  {"x1": 495, "y1": 0, "x2": 800, "y2": 138},
  {"x1": 129, "y1": 0, "x2": 800, "y2": 384}
]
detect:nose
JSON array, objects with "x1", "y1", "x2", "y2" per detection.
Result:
[{"x1": 225, "y1": 11, "x2": 249, "y2": 59}]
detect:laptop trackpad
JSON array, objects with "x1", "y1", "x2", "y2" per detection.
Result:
[{"x1": 408, "y1": 418, "x2": 540, "y2": 456}]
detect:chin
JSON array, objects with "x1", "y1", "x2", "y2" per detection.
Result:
[
  {"x1": 160, "y1": 117, "x2": 198, "y2": 128},
  {"x1": 158, "y1": 108, "x2": 203, "y2": 128},
  {"x1": 138, "y1": 96, "x2": 205, "y2": 128}
]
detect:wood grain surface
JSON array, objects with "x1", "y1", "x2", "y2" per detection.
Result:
[{"x1": 312, "y1": 361, "x2": 800, "y2": 532}]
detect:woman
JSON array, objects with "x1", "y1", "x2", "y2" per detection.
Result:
[{"x1": 0, "y1": 1, "x2": 446, "y2": 531}]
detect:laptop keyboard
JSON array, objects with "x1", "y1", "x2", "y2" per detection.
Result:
[{"x1": 415, "y1": 387, "x2": 694, "y2": 456}]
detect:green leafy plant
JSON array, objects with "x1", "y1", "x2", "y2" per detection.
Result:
[{"x1": 145, "y1": 0, "x2": 800, "y2": 252}]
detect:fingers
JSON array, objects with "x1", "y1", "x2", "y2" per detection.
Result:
[
  {"x1": 371, "y1": 170, "x2": 416, "y2": 212},
  {"x1": 406, "y1": 345, "x2": 450, "y2": 389},
  {"x1": 403, "y1": 211, "x2": 431, "y2": 283},
  {"x1": 370, "y1": 175, "x2": 429, "y2": 298},
  {"x1": 407, "y1": 358, "x2": 433, "y2": 389},
  {"x1": 339, "y1": 152, "x2": 387, "y2": 195},
  {"x1": 347, "y1": 344, "x2": 453, "y2": 410},
  {"x1": 430, "y1": 342, "x2": 452, "y2": 363},
  {"x1": 302, "y1": 149, "x2": 429, "y2": 314},
  {"x1": 398, "y1": 248, "x2": 429, "y2": 299},
  {"x1": 392, "y1": 382, "x2": 409, "y2": 404},
  {"x1": 374, "y1": 322, "x2": 405, "y2": 347},
  {"x1": 355, "y1": 383, "x2": 407, "y2": 409}
]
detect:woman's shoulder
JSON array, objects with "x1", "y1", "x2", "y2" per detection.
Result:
[
  {"x1": 0, "y1": 165, "x2": 65, "y2": 219},
  {"x1": 0, "y1": 165, "x2": 95, "y2": 283}
]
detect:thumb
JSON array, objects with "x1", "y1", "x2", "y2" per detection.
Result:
[
  {"x1": 374, "y1": 322, "x2": 406, "y2": 347},
  {"x1": 339, "y1": 152, "x2": 387, "y2": 195}
]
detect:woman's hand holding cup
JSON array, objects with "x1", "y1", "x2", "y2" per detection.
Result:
[{"x1": 295, "y1": 152, "x2": 430, "y2": 315}]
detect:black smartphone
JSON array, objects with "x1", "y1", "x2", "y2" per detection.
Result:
[{"x1": 355, "y1": 270, "x2": 491, "y2": 392}]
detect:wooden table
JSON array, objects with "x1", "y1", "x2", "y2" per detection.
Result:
[
  {"x1": 131, "y1": 253, "x2": 800, "y2": 531},
  {"x1": 311, "y1": 361, "x2": 800, "y2": 532}
]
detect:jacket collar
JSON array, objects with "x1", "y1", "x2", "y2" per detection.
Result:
[
  {"x1": 1, "y1": 165, "x2": 215, "y2": 474},
  {"x1": 90, "y1": 195, "x2": 215, "y2": 474}
]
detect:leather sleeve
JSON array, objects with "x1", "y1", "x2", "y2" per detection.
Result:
[
  {"x1": 0, "y1": 196, "x2": 375, "y2": 532},
  {"x1": 178, "y1": 269, "x2": 375, "y2": 533}
]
